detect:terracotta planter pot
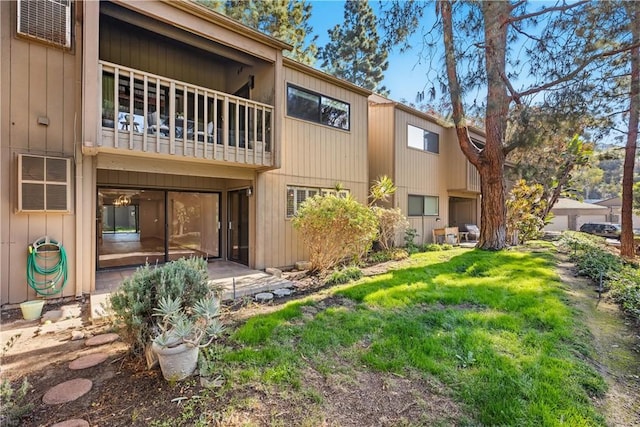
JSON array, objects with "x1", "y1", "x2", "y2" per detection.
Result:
[{"x1": 151, "y1": 342, "x2": 199, "y2": 381}]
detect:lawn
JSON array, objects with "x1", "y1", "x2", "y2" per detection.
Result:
[{"x1": 202, "y1": 248, "x2": 606, "y2": 426}]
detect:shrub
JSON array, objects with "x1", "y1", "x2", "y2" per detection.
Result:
[
  {"x1": 292, "y1": 194, "x2": 378, "y2": 272},
  {"x1": 0, "y1": 378, "x2": 31, "y2": 427},
  {"x1": 422, "y1": 243, "x2": 443, "y2": 252},
  {"x1": 506, "y1": 180, "x2": 548, "y2": 244},
  {"x1": 325, "y1": 266, "x2": 363, "y2": 286},
  {"x1": 404, "y1": 228, "x2": 420, "y2": 254},
  {"x1": 372, "y1": 207, "x2": 410, "y2": 251},
  {"x1": 110, "y1": 257, "x2": 215, "y2": 359},
  {"x1": 560, "y1": 231, "x2": 640, "y2": 322}
]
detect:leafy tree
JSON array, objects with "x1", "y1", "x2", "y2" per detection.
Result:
[
  {"x1": 506, "y1": 180, "x2": 548, "y2": 245},
  {"x1": 382, "y1": 1, "x2": 637, "y2": 250},
  {"x1": 198, "y1": 0, "x2": 318, "y2": 65},
  {"x1": 319, "y1": 0, "x2": 389, "y2": 93},
  {"x1": 571, "y1": 166, "x2": 604, "y2": 200},
  {"x1": 507, "y1": 108, "x2": 596, "y2": 220}
]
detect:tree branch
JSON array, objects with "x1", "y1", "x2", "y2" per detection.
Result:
[
  {"x1": 499, "y1": 69, "x2": 523, "y2": 105},
  {"x1": 508, "y1": 1, "x2": 589, "y2": 24},
  {"x1": 518, "y1": 42, "x2": 640, "y2": 98},
  {"x1": 439, "y1": 0, "x2": 480, "y2": 165}
]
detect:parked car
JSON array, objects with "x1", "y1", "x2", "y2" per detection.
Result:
[{"x1": 579, "y1": 223, "x2": 622, "y2": 239}]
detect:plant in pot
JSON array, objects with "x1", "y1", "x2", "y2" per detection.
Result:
[{"x1": 151, "y1": 295, "x2": 223, "y2": 381}]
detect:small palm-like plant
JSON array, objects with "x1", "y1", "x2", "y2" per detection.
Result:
[{"x1": 152, "y1": 295, "x2": 223, "y2": 349}]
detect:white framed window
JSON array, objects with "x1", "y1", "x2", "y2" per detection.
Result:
[
  {"x1": 407, "y1": 124, "x2": 439, "y2": 154},
  {"x1": 18, "y1": 154, "x2": 71, "y2": 212},
  {"x1": 286, "y1": 186, "x2": 350, "y2": 217},
  {"x1": 17, "y1": 0, "x2": 72, "y2": 49},
  {"x1": 408, "y1": 195, "x2": 439, "y2": 216}
]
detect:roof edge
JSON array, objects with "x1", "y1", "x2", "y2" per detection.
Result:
[
  {"x1": 163, "y1": 0, "x2": 293, "y2": 52},
  {"x1": 283, "y1": 58, "x2": 372, "y2": 97}
]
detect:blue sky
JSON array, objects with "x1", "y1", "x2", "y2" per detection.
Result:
[{"x1": 307, "y1": 0, "x2": 437, "y2": 104}]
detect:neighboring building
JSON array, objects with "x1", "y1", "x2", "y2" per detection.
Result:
[
  {"x1": 544, "y1": 198, "x2": 609, "y2": 232},
  {"x1": 1, "y1": 0, "x2": 373, "y2": 305},
  {"x1": 368, "y1": 94, "x2": 483, "y2": 244},
  {"x1": 594, "y1": 197, "x2": 640, "y2": 228},
  {"x1": 1, "y1": 0, "x2": 491, "y2": 306}
]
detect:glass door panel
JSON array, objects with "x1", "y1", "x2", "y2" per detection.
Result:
[
  {"x1": 228, "y1": 190, "x2": 249, "y2": 265},
  {"x1": 168, "y1": 192, "x2": 220, "y2": 261},
  {"x1": 97, "y1": 189, "x2": 165, "y2": 269}
]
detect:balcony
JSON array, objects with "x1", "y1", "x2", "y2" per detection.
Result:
[{"x1": 98, "y1": 61, "x2": 274, "y2": 167}]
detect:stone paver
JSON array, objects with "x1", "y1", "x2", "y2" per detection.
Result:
[
  {"x1": 43, "y1": 378, "x2": 93, "y2": 404},
  {"x1": 255, "y1": 292, "x2": 274, "y2": 302},
  {"x1": 85, "y1": 333, "x2": 119, "y2": 346},
  {"x1": 51, "y1": 419, "x2": 90, "y2": 427},
  {"x1": 273, "y1": 288, "x2": 292, "y2": 297},
  {"x1": 69, "y1": 353, "x2": 108, "y2": 370}
]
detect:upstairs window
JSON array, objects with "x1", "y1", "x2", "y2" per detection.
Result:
[
  {"x1": 17, "y1": 0, "x2": 72, "y2": 48},
  {"x1": 287, "y1": 84, "x2": 350, "y2": 130},
  {"x1": 407, "y1": 124, "x2": 439, "y2": 154}
]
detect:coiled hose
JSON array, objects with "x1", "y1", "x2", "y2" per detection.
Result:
[{"x1": 27, "y1": 236, "x2": 68, "y2": 296}]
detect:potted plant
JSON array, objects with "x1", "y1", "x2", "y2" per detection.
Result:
[{"x1": 151, "y1": 295, "x2": 223, "y2": 381}]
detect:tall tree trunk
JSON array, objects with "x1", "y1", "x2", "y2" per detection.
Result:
[
  {"x1": 621, "y1": 1, "x2": 639, "y2": 258},
  {"x1": 441, "y1": 1, "x2": 510, "y2": 250}
]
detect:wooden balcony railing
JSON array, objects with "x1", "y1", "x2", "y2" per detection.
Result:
[{"x1": 98, "y1": 61, "x2": 274, "y2": 166}]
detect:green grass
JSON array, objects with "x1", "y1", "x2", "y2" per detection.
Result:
[{"x1": 208, "y1": 248, "x2": 607, "y2": 426}]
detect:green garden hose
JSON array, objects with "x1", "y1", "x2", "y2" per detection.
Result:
[{"x1": 27, "y1": 236, "x2": 68, "y2": 296}]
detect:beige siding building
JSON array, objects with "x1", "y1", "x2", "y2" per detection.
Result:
[
  {"x1": 368, "y1": 95, "x2": 484, "y2": 244},
  {"x1": 1, "y1": 0, "x2": 373, "y2": 305}
]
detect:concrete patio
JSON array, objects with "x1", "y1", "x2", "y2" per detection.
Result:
[{"x1": 91, "y1": 260, "x2": 294, "y2": 319}]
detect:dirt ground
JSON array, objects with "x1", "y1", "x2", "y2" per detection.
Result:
[{"x1": 1, "y1": 255, "x2": 639, "y2": 426}]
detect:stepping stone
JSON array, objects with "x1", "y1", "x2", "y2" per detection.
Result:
[
  {"x1": 51, "y1": 420, "x2": 90, "y2": 427},
  {"x1": 85, "y1": 333, "x2": 119, "y2": 346},
  {"x1": 255, "y1": 292, "x2": 274, "y2": 302},
  {"x1": 69, "y1": 353, "x2": 108, "y2": 370},
  {"x1": 273, "y1": 288, "x2": 292, "y2": 297},
  {"x1": 43, "y1": 378, "x2": 92, "y2": 405}
]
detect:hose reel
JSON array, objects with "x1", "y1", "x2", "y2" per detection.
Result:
[{"x1": 27, "y1": 236, "x2": 68, "y2": 296}]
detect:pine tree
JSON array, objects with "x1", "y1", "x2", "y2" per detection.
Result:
[
  {"x1": 200, "y1": 0, "x2": 318, "y2": 66},
  {"x1": 319, "y1": 0, "x2": 388, "y2": 93}
]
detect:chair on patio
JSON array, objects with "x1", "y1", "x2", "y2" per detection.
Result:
[{"x1": 464, "y1": 224, "x2": 480, "y2": 241}]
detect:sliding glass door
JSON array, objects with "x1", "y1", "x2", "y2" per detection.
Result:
[{"x1": 98, "y1": 188, "x2": 220, "y2": 269}]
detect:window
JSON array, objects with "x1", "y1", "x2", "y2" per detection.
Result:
[
  {"x1": 287, "y1": 84, "x2": 350, "y2": 130},
  {"x1": 408, "y1": 195, "x2": 439, "y2": 216},
  {"x1": 18, "y1": 154, "x2": 71, "y2": 212},
  {"x1": 407, "y1": 124, "x2": 439, "y2": 154},
  {"x1": 286, "y1": 186, "x2": 350, "y2": 217},
  {"x1": 17, "y1": 0, "x2": 72, "y2": 48}
]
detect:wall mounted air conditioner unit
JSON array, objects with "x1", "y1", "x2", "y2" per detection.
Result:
[
  {"x1": 18, "y1": 154, "x2": 71, "y2": 213},
  {"x1": 17, "y1": 0, "x2": 71, "y2": 49}
]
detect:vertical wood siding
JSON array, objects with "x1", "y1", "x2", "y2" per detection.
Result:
[
  {"x1": 256, "y1": 67, "x2": 369, "y2": 269},
  {"x1": 367, "y1": 104, "x2": 394, "y2": 198},
  {"x1": 2, "y1": 0, "x2": 79, "y2": 304}
]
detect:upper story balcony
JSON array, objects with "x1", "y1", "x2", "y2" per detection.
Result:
[
  {"x1": 98, "y1": 61, "x2": 273, "y2": 167},
  {"x1": 82, "y1": 1, "x2": 290, "y2": 170}
]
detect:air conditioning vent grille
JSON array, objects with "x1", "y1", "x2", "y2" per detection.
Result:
[
  {"x1": 18, "y1": 154, "x2": 71, "y2": 213},
  {"x1": 17, "y1": 0, "x2": 71, "y2": 48}
]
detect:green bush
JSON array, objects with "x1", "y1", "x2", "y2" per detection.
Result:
[
  {"x1": 110, "y1": 257, "x2": 215, "y2": 358},
  {"x1": 422, "y1": 243, "x2": 443, "y2": 252},
  {"x1": 292, "y1": 194, "x2": 378, "y2": 272},
  {"x1": 325, "y1": 266, "x2": 363, "y2": 286},
  {"x1": 0, "y1": 378, "x2": 31, "y2": 426},
  {"x1": 404, "y1": 228, "x2": 420, "y2": 254},
  {"x1": 560, "y1": 231, "x2": 640, "y2": 321}
]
